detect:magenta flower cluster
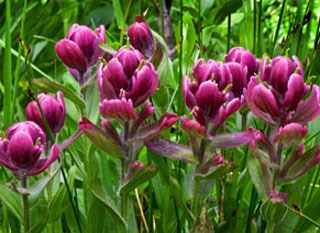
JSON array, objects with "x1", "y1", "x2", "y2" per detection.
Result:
[
  {"x1": 0, "y1": 122, "x2": 60, "y2": 177},
  {"x1": 179, "y1": 46, "x2": 320, "y2": 200},
  {"x1": 0, "y1": 91, "x2": 66, "y2": 178},
  {"x1": 55, "y1": 24, "x2": 106, "y2": 83},
  {"x1": 97, "y1": 46, "x2": 158, "y2": 122}
]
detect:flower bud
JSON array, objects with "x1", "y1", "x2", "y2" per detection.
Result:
[
  {"x1": 0, "y1": 122, "x2": 59, "y2": 177},
  {"x1": 56, "y1": 24, "x2": 106, "y2": 82},
  {"x1": 98, "y1": 46, "x2": 158, "y2": 122},
  {"x1": 225, "y1": 47, "x2": 260, "y2": 80},
  {"x1": 274, "y1": 123, "x2": 307, "y2": 144},
  {"x1": 181, "y1": 115, "x2": 207, "y2": 138},
  {"x1": 128, "y1": 16, "x2": 154, "y2": 57},
  {"x1": 55, "y1": 39, "x2": 87, "y2": 73},
  {"x1": 114, "y1": 46, "x2": 143, "y2": 78},
  {"x1": 129, "y1": 161, "x2": 144, "y2": 174},
  {"x1": 26, "y1": 91, "x2": 66, "y2": 134},
  {"x1": 268, "y1": 190, "x2": 288, "y2": 203}
]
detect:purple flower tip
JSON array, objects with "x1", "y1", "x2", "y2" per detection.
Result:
[
  {"x1": 269, "y1": 190, "x2": 288, "y2": 203},
  {"x1": 56, "y1": 24, "x2": 106, "y2": 82},
  {"x1": 128, "y1": 15, "x2": 154, "y2": 57},
  {"x1": 26, "y1": 91, "x2": 66, "y2": 134},
  {"x1": 0, "y1": 121, "x2": 59, "y2": 177}
]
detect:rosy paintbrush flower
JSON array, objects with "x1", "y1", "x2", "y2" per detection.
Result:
[
  {"x1": 26, "y1": 91, "x2": 66, "y2": 134},
  {"x1": 128, "y1": 16, "x2": 154, "y2": 57},
  {"x1": 244, "y1": 55, "x2": 320, "y2": 125},
  {"x1": 225, "y1": 46, "x2": 260, "y2": 80},
  {"x1": 183, "y1": 65, "x2": 242, "y2": 128},
  {"x1": 55, "y1": 24, "x2": 106, "y2": 82},
  {"x1": 98, "y1": 46, "x2": 158, "y2": 122},
  {"x1": 0, "y1": 122, "x2": 59, "y2": 177}
]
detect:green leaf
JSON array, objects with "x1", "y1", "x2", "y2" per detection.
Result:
[
  {"x1": 200, "y1": 0, "x2": 214, "y2": 16},
  {"x1": 112, "y1": 0, "x2": 123, "y2": 28},
  {"x1": 79, "y1": 117, "x2": 125, "y2": 159},
  {"x1": 32, "y1": 78, "x2": 85, "y2": 110},
  {"x1": 48, "y1": 166, "x2": 77, "y2": 222},
  {"x1": 261, "y1": 199, "x2": 287, "y2": 223},
  {"x1": 120, "y1": 165, "x2": 158, "y2": 196},
  {"x1": 27, "y1": 165, "x2": 61, "y2": 200},
  {"x1": 284, "y1": 145, "x2": 320, "y2": 181},
  {"x1": 247, "y1": 152, "x2": 271, "y2": 199},
  {"x1": 294, "y1": 188, "x2": 320, "y2": 232},
  {"x1": 169, "y1": 176, "x2": 195, "y2": 223},
  {"x1": 195, "y1": 162, "x2": 237, "y2": 180},
  {"x1": 91, "y1": 179, "x2": 127, "y2": 233},
  {"x1": 0, "y1": 182, "x2": 23, "y2": 222},
  {"x1": 213, "y1": 0, "x2": 243, "y2": 25},
  {"x1": 30, "y1": 196, "x2": 49, "y2": 233},
  {"x1": 87, "y1": 197, "x2": 107, "y2": 233}
]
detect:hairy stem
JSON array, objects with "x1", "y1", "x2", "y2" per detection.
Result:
[{"x1": 21, "y1": 175, "x2": 30, "y2": 233}]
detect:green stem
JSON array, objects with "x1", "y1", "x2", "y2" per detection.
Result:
[
  {"x1": 272, "y1": 0, "x2": 286, "y2": 56},
  {"x1": 192, "y1": 139, "x2": 207, "y2": 217},
  {"x1": 21, "y1": 175, "x2": 30, "y2": 233},
  {"x1": 121, "y1": 194, "x2": 128, "y2": 222},
  {"x1": 253, "y1": 0, "x2": 257, "y2": 54},
  {"x1": 227, "y1": 13, "x2": 231, "y2": 52},
  {"x1": 273, "y1": 144, "x2": 283, "y2": 189},
  {"x1": 4, "y1": 0, "x2": 12, "y2": 128},
  {"x1": 12, "y1": 0, "x2": 28, "y2": 126},
  {"x1": 266, "y1": 221, "x2": 275, "y2": 233},
  {"x1": 121, "y1": 121, "x2": 131, "y2": 221},
  {"x1": 192, "y1": 178, "x2": 200, "y2": 216},
  {"x1": 281, "y1": 203, "x2": 320, "y2": 229},
  {"x1": 119, "y1": 0, "x2": 133, "y2": 46},
  {"x1": 257, "y1": 0, "x2": 263, "y2": 56},
  {"x1": 197, "y1": 0, "x2": 203, "y2": 57}
]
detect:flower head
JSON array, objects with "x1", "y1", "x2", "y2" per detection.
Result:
[
  {"x1": 244, "y1": 55, "x2": 319, "y2": 125},
  {"x1": 98, "y1": 46, "x2": 158, "y2": 121},
  {"x1": 225, "y1": 47, "x2": 260, "y2": 80},
  {"x1": 183, "y1": 59, "x2": 242, "y2": 128},
  {"x1": 55, "y1": 24, "x2": 106, "y2": 82},
  {"x1": 0, "y1": 122, "x2": 59, "y2": 177},
  {"x1": 128, "y1": 16, "x2": 154, "y2": 57},
  {"x1": 26, "y1": 91, "x2": 66, "y2": 134}
]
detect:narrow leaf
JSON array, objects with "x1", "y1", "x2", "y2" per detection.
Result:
[
  {"x1": 195, "y1": 162, "x2": 237, "y2": 180},
  {"x1": 145, "y1": 136, "x2": 198, "y2": 163},
  {"x1": 91, "y1": 179, "x2": 127, "y2": 233},
  {"x1": 247, "y1": 152, "x2": 272, "y2": 199},
  {"x1": 169, "y1": 177, "x2": 195, "y2": 223},
  {"x1": 33, "y1": 78, "x2": 85, "y2": 110},
  {"x1": 209, "y1": 128, "x2": 255, "y2": 149},
  {"x1": 48, "y1": 166, "x2": 77, "y2": 222},
  {"x1": 112, "y1": 0, "x2": 124, "y2": 28},
  {"x1": 0, "y1": 182, "x2": 23, "y2": 222},
  {"x1": 213, "y1": 0, "x2": 243, "y2": 25},
  {"x1": 120, "y1": 166, "x2": 158, "y2": 196},
  {"x1": 79, "y1": 117, "x2": 124, "y2": 159},
  {"x1": 27, "y1": 165, "x2": 61, "y2": 200}
]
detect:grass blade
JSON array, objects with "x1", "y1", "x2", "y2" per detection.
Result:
[{"x1": 4, "y1": 0, "x2": 13, "y2": 128}]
